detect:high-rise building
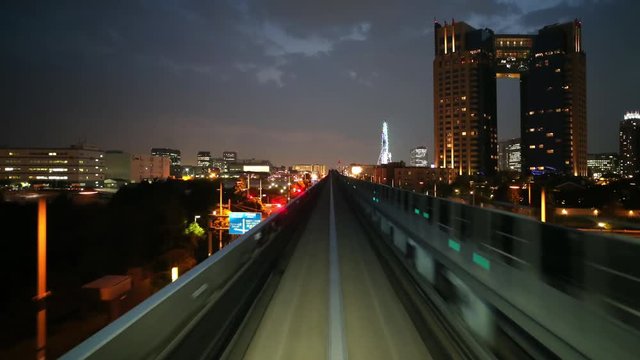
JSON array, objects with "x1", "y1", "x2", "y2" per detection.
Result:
[
  {"x1": 211, "y1": 158, "x2": 227, "y2": 173},
  {"x1": 105, "y1": 151, "x2": 171, "y2": 183},
  {"x1": 131, "y1": 155, "x2": 171, "y2": 182},
  {"x1": 433, "y1": 19, "x2": 586, "y2": 178},
  {"x1": 410, "y1": 146, "x2": 429, "y2": 167},
  {"x1": 151, "y1": 148, "x2": 181, "y2": 177},
  {"x1": 498, "y1": 138, "x2": 521, "y2": 172},
  {"x1": 0, "y1": 144, "x2": 105, "y2": 186},
  {"x1": 433, "y1": 20, "x2": 497, "y2": 177},
  {"x1": 197, "y1": 151, "x2": 212, "y2": 170},
  {"x1": 105, "y1": 150, "x2": 132, "y2": 180},
  {"x1": 587, "y1": 153, "x2": 619, "y2": 179},
  {"x1": 520, "y1": 21, "x2": 587, "y2": 176},
  {"x1": 223, "y1": 151, "x2": 237, "y2": 162},
  {"x1": 620, "y1": 112, "x2": 640, "y2": 178}
]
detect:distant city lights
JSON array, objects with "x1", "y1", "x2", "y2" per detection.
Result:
[{"x1": 624, "y1": 111, "x2": 640, "y2": 120}]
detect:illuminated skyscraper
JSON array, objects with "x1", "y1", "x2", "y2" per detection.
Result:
[
  {"x1": 498, "y1": 138, "x2": 521, "y2": 171},
  {"x1": 197, "y1": 151, "x2": 212, "y2": 170},
  {"x1": 223, "y1": 151, "x2": 238, "y2": 162},
  {"x1": 433, "y1": 19, "x2": 586, "y2": 177},
  {"x1": 433, "y1": 20, "x2": 497, "y2": 176},
  {"x1": 151, "y1": 148, "x2": 181, "y2": 177},
  {"x1": 410, "y1": 146, "x2": 428, "y2": 167},
  {"x1": 520, "y1": 21, "x2": 587, "y2": 176},
  {"x1": 620, "y1": 112, "x2": 640, "y2": 178}
]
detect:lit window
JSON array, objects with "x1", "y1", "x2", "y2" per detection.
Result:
[
  {"x1": 547, "y1": 149, "x2": 554, "y2": 154},
  {"x1": 461, "y1": 96, "x2": 466, "y2": 100},
  {"x1": 538, "y1": 144, "x2": 544, "y2": 148},
  {"x1": 529, "y1": 145, "x2": 535, "y2": 149},
  {"x1": 462, "y1": 131, "x2": 467, "y2": 136},
  {"x1": 546, "y1": 132, "x2": 554, "y2": 137},
  {"x1": 48, "y1": 152, "x2": 57, "y2": 156},
  {"x1": 555, "y1": 68, "x2": 561, "y2": 73}
]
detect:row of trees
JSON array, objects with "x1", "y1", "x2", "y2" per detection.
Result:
[{"x1": 0, "y1": 179, "x2": 231, "y2": 350}]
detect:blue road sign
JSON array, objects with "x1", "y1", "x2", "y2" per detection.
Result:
[{"x1": 229, "y1": 212, "x2": 262, "y2": 235}]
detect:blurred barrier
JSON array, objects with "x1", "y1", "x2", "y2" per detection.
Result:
[
  {"x1": 339, "y1": 175, "x2": 640, "y2": 359},
  {"x1": 61, "y1": 179, "x2": 326, "y2": 360}
]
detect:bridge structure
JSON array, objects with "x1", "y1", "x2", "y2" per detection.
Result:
[{"x1": 62, "y1": 172, "x2": 640, "y2": 359}]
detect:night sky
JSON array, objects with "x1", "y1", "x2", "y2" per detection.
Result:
[{"x1": 2, "y1": 1, "x2": 639, "y2": 166}]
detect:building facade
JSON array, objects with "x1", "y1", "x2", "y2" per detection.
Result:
[
  {"x1": 292, "y1": 164, "x2": 328, "y2": 177},
  {"x1": 0, "y1": 144, "x2": 105, "y2": 186},
  {"x1": 105, "y1": 150, "x2": 132, "y2": 180},
  {"x1": 223, "y1": 151, "x2": 237, "y2": 163},
  {"x1": 105, "y1": 151, "x2": 171, "y2": 183},
  {"x1": 433, "y1": 20, "x2": 586, "y2": 178},
  {"x1": 498, "y1": 138, "x2": 521, "y2": 172},
  {"x1": 131, "y1": 155, "x2": 171, "y2": 182},
  {"x1": 151, "y1": 148, "x2": 181, "y2": 177},
  {"x1": 410, "y1": 146, "x2": 429, "y2": 167},
  {"x1": 520, "y1": 21, "x2": 587, "y2": 176},
  {"x1": 587, "y1": 153, "x2": 619, "y2": 179},
  {"x1": 197, "y1": 151, "x2": 212, "y2": 170},
  {"x1": 620, "y1": 112, "x2": 640, "y2": 178},
  {"x1": 434, "y1": 20, "x2": 497, "y2": 177}
]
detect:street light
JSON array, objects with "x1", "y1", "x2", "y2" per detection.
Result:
[{"x1": 35, "y1": 197, "x2": 50, "y2": 360}]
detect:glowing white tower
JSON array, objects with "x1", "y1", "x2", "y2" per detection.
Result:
[{"x1": 377, "y1": 121, "x2": 392, "y2": 165}]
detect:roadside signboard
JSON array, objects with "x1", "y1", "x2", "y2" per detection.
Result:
[{"x1": 229, "y1": 212, "x2": 262, "y2": 235}]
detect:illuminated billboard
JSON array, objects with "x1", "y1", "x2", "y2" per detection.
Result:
[
  {"x1": 243, "y1": 165, "x2": 270, "y2": 173},
  {"x1": 229, "y1": 212, "x2": 262, "y2": 235}
]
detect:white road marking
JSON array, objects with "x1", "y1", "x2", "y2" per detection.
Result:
[{"x1": 328, "y1": 177, "x2": 348, "y2": 360}]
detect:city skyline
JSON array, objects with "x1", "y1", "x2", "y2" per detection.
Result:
[{"x1": 2, "y1": 1, "x2": 639, "y2": 166}]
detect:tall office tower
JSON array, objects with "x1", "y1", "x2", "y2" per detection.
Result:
[
  {"x1": 498, "y1": 138, "x2": 521, "y2": 171},
  {"x1": 410, "y1": 146, "x2": 429, "y2": 167},
  {"x1": 521, "y1": 21, "x2": 587, "y2": 176},
  {"x1": 151, "y1": 148, "x2": 181, "y2": 177},
  {"x1": 620, "y1": 112, "x2": 640, "y2": 178},
  {"x1": 433, "y1": 20, "x2": 497, "y2": 176},
  {"x1": 433, "y1": 19, "x2": 586, "y2": 178},
  {"x1": 587, "y1": 153, "x2": 619, "y2": 179},
  {"x1": 197, "y1": 151, "x2": 212, "y2": 169}
]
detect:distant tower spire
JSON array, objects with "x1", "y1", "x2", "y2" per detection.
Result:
[{"x1": 377, "y1": 121, "x2": 392, "y2": 165}]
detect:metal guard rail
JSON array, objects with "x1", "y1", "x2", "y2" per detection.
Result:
[{"x1": 340, "y1": 175, "x2": 640, "y2": 359}]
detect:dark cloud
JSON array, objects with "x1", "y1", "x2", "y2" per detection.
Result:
[{"x1": 1, "y1": 0, "x2": 639, "y2": 165}]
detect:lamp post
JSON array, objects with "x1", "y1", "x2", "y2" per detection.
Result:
[
  {"x1": 218, "y1": 181, "x2": 223, "y2": 252},
  {"x1": 35, "y1": 197, "x2": 50, "y2": 360},
  {"x1": 540, "y1": 187, "x2": 546, "y2": 223}
]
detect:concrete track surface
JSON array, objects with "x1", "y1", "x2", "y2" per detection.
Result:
[{"x1": 242, "y1": 178, "x2": 432, "y2": 360}]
